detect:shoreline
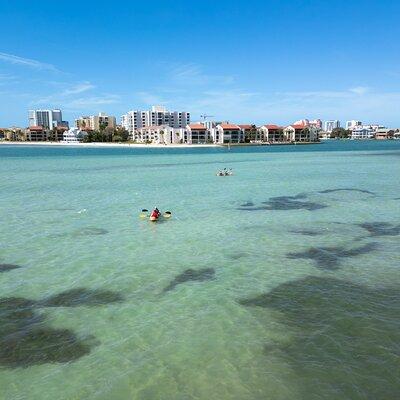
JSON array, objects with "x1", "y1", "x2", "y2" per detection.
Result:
[{"x1": 0, "y1": 141, "x2": 321, "y2": 148}]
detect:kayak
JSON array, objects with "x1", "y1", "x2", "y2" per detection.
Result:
[{"x1": 139, "y1": 210, "x2": 172, "y2": 221}]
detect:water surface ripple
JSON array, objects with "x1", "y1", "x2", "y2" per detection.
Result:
[{"x1": 0, "y1": 141, "x2": 399, "y2": 400}]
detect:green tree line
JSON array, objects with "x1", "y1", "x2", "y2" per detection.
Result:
[
  {"x1": 330, "y1": 127, "x2": 352, "y2": 139},
  {"x1": 82, "y1": 127, "x2": 130, "y2": 143}
]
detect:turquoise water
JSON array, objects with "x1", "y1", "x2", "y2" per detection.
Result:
[{"x1": 0, "y1": 141, "x2": 399, "y2": 400}]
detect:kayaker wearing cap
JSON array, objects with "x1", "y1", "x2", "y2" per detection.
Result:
[{"x1": 150, "y1": 207, "x2": 160, "y2": 219}]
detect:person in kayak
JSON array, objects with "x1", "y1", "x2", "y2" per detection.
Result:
[{"x1": 150, "y1": 208, "x2": 160, "y2": 219}]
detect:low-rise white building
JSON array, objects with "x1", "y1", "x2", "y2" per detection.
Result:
[
  {"x1": 351, "y1": 127, "x2": 374, "y2": 139},
  {"x1": 133, "y1": 125, "x2": 184, "y2": 144},
  {"x1": 318, "y1": 131, "x2": 331, "y2": 140},
  {"x1": 62, "y1": 127, "x2": 86, "y2": 143}
]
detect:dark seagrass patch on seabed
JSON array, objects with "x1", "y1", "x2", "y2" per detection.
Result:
[
  {"x1": 238, "y1": 193, "x2": 326, "y2": 212},
  {"x1": 240, "y1": 201, "x2": 254, "y2": 207},
  {"x1": 318, "y1": 188, "x2": 375, "y2": 195},
  {"x1": 40, "y1": 288, "x2": 124, "y2": 307},
  {"x1": 286, "y1": 242, "x2": 379, "y2": 270},
  {"x1": 261, "y1": 195, "x2": 327, "y2": 211},
  {"x1": 228, "y1": 252, "x2": 248, "y2": 260},
  {"x1": 163, "y1": 268, "x2": 215, "y2": 292},
  {"x1": 0, "y1": 264, "x2": 23, "y2": 273},
  {"x1": 51, "y1": 227, "x2": 109, "y2": 239},
  {"x1": 77, "y1": 227, "x2": 109, "y2": 236},
  {"x1": 358, "y1": 222, "x2": 400, "y2": 237},
  {"x1": 0, "y1": 297, "x2": 93, "y2": 368},
  {"x1": 0, "y1": 287, "x2": 123, "y2": 368},
  {"x1": 237, "y1": 276, "x2": 400, "y2": 399},
  {"x1": 290, "y1": 229, "x2": 323, "y2": 236}
]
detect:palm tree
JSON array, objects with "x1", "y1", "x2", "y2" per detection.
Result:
[{"x1": 159, "y1": 129, "x2": 165, "y2": 144}]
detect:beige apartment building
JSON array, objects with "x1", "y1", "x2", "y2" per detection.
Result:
[{"x1": 75, "y1": 112, "x2": 116, "y2": 131}]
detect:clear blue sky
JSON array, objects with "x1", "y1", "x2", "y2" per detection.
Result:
[{"x1": 1, "y1": 0, "x2": 400, "y2": 127}]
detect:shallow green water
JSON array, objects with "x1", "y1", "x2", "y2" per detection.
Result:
[{"x1": 0, "y1": 141, "x2": 399, "y2": 400}]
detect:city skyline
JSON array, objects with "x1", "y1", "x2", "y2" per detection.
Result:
[
  {"x1": 23, "y1": 107, "x2": 387, "y2": 132},
  {"x1": 1, "y1": 0, "x2": 400, "y2": 127}
]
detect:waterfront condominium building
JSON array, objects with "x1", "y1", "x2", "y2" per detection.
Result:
[
  {"x1": 28, "y1": 109, "x2": 65, "y2": 129},
  {"x1": 121, "y1": 106, "x2": 190, "y2": 134},
  {"x1": 75, "y1": 112, "x2": 116, "y2": 131},
  {"x1": 346, "y1": 120, "x2": 362, "y2": 130},
  {"x1": 324, "y1": 120, "x2": 340, "y2": 132},
  {"x1": 210, "y1": 123, "x2": 244, "y2": 144}
]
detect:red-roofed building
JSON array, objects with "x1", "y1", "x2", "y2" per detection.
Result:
[
  {"x1": 1, "y1": 127, "x2": 26, "y2": 141},
  {"x1": 238, "y1": 124, "x2": 258, "y2": 142},
  {"x1": 26, "y1": 126, "x2": 48, "y2": 141},
  {"x1": 258, "y1": 124, "x2": 285, "y2": 142},
  {"x1": 211, "y1": 123, "x2": 244, "y2": 144},
  {"x1": 283, "y1": 124, "x2": 318, "y2": 142},
  {"x1": 185, "y1": 123, "x2": 209, "y2": 144},
  {"x1": 54, "y1": 126, "x2": 69, "y2": 141}
]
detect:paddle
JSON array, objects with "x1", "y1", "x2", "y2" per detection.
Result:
[
  {"x1": 163, "y1": 211, "x2": 172, "y2": 219},
  {"x1": 140, "y1": 209, "x2": 172, "y2": 219},
  {"x1": 139, "y1": 209, "x2": 149, "y2": 218}
]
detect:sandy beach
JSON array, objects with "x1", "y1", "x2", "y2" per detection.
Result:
[
  {"x1": 0, "y1": 141, "x2": 220, "y2": 148},
  {"x1": 0, "y1": 141, "x2": 321, "y2": 148}
]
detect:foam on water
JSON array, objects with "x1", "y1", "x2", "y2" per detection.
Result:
[{"x1": 0, "y1": 141, "x2": 400, "y2": 399}]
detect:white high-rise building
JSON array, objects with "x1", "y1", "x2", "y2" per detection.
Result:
[
  {"x1": 346, "y1": 120, "x2": 362, "y2": 130},
  {"x1": 324, "y1": 120, "x2": 340, "y2": 132},
  {"x1": 121, "y1": 106, "x2": 190, "y2": 134},
  {"x1": 28, "y1": 109, "x2": 63, "y2": 129}
]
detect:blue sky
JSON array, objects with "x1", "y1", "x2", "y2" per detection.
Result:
[{"x1": 1, "y1": 0, "x2": 400, "y2": 127}]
